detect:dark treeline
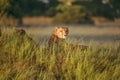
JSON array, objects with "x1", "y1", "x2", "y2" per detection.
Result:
[{"x1": 0, "y1": 0, "x2": 120, "y2": 24}]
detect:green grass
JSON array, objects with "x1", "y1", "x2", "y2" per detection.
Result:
[{"x1": 0, "y1": 28, "x2": 120, "y2": 80}]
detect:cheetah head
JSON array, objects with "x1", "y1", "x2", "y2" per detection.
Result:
[{"x1": 53, "y1": 27, "x2": 69, "y2": 39}]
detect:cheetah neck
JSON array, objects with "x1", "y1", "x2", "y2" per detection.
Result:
[{"x1": 48, "y1": 34, "x2": 65, "y2": 45}]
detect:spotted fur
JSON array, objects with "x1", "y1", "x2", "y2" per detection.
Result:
[{"x1": 48, "y1": 26, "x2": 88, "y2": 51}]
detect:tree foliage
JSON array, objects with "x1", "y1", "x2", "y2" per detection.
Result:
[
  {"x1": 45, "y1": 0, "x2": 59, "y2": 17},
  {"x1": 109, "y1": 0, "x2": 120, "y2": 18},
  {"x1": 0, "y1": 0, "x2": 22, "y2": 18},
  {"x1": 53, "y1": 0, "x2": 92, "y2": 24},
  {"x1": 54, "y1": 5, "x2": 91, "y2": 24},
  {"x1": 0, "y1": 0, "x2": 120, "y2": 24},
  {"x1": 19, "y1": 0, "x2": 47, "y2": 16},
  {"x1": 74, "y1": 0, "x2": 120, "y2": 19}
]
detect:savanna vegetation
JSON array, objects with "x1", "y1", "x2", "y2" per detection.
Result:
[
  {"x1": 0, "y1": 0, "x2": 120, "y2": 80},
  {"x1": 0, "y1": 27, "x2": 120, "y2": 80},
  {"x1": 0, "y1": 0, "x2": 120, "y2": 25}
]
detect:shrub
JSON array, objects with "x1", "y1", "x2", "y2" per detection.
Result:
[
  {"x1": 53, "y1": 5, "x2": 92, "y2": 24},
  {"x1": 0, "y1": 28, "x2": 120, "y2": 80}
]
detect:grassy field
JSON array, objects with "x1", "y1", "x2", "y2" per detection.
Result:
[
  {"x1": 23, "y1": 25, "x2": 120, "y2": 46},
  {"x1": 0, "y1": 25, "x2": 120, "y2": 80}
]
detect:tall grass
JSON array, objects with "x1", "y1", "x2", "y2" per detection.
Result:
[{"x1": 0, "y1": 28, "x2": 120, "y2": 80}]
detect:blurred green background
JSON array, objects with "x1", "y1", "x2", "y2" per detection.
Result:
[{"x1": 0, "y1": 0, "x2": 120, "y2": 25}]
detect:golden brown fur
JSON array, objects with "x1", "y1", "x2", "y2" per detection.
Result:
[
  {"x1": 48, "y1": 26, "x2": 88, "y2": 51},
  {"x1": 48, "y1": 27, "x2": 68, "y2": 46},
  {"x1": 14, "y1": 29, "x2": 38, "y2": 47},
  {"x1": 15, "y1": 29, "x2": 33, "y2": 41}
]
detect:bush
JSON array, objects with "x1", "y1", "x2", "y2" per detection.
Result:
[
  {"x1": 53, "y1": 5, "x2": 92, "y2": 24},
  {"x1": 0, "y1": 28, "x2": 120, "y2": 80}
]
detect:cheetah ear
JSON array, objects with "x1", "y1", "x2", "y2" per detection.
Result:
[{"x1": 55, "y1": 27, "x2": 60, "y2": 30}]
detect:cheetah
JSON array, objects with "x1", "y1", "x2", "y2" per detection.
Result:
[{"x1": 48, "y1": 26, "x2": 88, "y2": 51}]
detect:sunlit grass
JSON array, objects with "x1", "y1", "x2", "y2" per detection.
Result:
[{"x1": 0, "y1": 28, "x2": 120, "y2": 80}]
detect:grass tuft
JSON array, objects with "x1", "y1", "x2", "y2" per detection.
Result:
[{"x1": 0, "y1": 28, "x2": 120, "y2": 80}]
